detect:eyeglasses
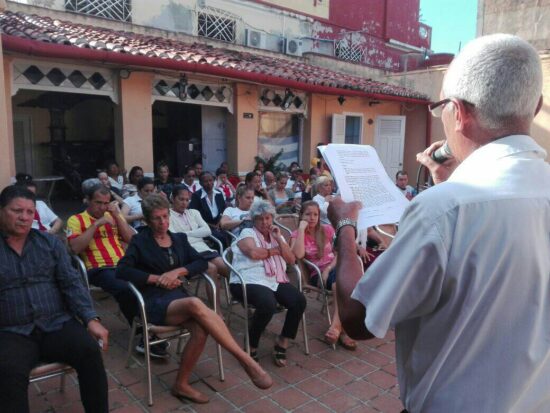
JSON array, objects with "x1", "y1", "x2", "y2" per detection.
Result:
[
  {"x1": 429, "y1": 98, "x2": 475, "y2": 118},
  {"x1": 428, "y1": 98, "x2": 451, "y2": 117}
]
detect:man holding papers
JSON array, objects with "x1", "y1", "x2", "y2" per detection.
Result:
[{"x1": 329, "y1": 34, "x2": 550, "y2": 412}]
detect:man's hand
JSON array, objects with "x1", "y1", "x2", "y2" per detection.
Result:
[
  {"x1": 94, "y1": 214, "x2": 114, "y2": 228},
  {"x1": 106, "y1": 201, "x2": 121, "y2": 216},
  {"x1": 327, "y1": 197, "x2": 362, "y2": 228},
  {"x1": 416, "y1": 140, "x2": 459, "y2": 184},
  {"x1": 87, "y1": 319, "x2": 109, "y2": 351}
]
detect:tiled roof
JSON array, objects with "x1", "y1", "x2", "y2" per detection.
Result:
[{"x1": 0, "y1": 10, "x2": 427, "y2": 101}]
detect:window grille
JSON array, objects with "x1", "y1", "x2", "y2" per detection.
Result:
[
  {"x1": 335, "y1": 40, "x2": 364, "y2": 63},
  {"x1": 197, "y1": 12, "x2": 236, "y2": 43},
  {"x1": 65, "y1": 0, "x2": 132, "y2": 22}
]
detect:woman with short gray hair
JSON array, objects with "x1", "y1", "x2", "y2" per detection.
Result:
[{"x1": 230, "y1": 200, "x2": 306, "y2": 367}]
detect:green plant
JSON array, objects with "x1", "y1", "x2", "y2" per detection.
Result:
[{"x1": 254, "y1": 149, "x2": 286, "y2": 173}]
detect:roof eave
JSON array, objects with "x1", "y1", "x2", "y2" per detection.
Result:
[{"x1": 1, "y1": 34, "x2": 429, "y2": 105}]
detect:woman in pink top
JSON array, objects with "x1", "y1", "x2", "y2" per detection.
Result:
[{"x1": 290, "y1": 201, "x2": 357, "y2": 350}]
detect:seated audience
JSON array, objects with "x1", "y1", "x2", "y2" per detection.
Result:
[
  {"x1": 155, "y1": 161, "x2": 176, "y2": 197},
  {"x1": 124, "y1": 166, "x2": 144, "y2": 198},
  {"x1": 291, "y1": 201, "x2": 356, "y2": 350},
  {"x1": 262, "y1": 171, "x2": 276, "y2": 191},
  {"x1": 98, "y1": 171, "x2": 129, "y2": 214},
  {"x1": 16, "y1": 180, "x2": 63, "y2": 234},
  {"x1": 116, "y1": 195, "x2": 272, "y2": 404},
  {"x1": 269, "y1": 172, "x2": 295, "y2": 214},
  {"x1": 193, "y1": 160, "x2": 203, "y2": 178},
  {"x1": 215, "y1": 167, "x2": 236, "y2": 205},
  {"x1": 286, "y1": 166, "x2": 306, "y2": 195},
  {"x1": 0, "y1": 185, "x2": 109, "y2": 412},
  {"x1": 169, "y1": 185, "x2": 229, "y2": 310},
  {"x1": 301, "y1": 167, "x2": 321, "y2": 203},
  {"x1": 190, "y1": 172, "x2": 230, "y2": 247},
  {"x1": 218, "y1": 161, "x2": 229, "y2": 175},
  {"x1": 254, "y1": 160, "x2": 266, "y2": 175},
  {"x1": 312, "y1": 176, "x2": 335, "y2": 225},
  {"x1": 68, "y1": 183, "x2": 168, "y2": 357},
  {"x1": 182, "y1": 166, "x2": 202, "y2": 194},
  {"x1": 105, "y1": 160, "x2": 125, "y2": 192},
  {"x1": 221, "y1": 186, "x2": 255, "y2": 237},
  {"x1": 230, "y1": 201, "x2": 306, "y2": 367},
  {"x1": 245, "y1": 171, "x2": 271, "y2": 203},
  {"x1": 124, "y1": 177, "x2": 155, "y2": 230},
  {"x1": 395, "y1": 170, "x2": 417, "y2": 200}
]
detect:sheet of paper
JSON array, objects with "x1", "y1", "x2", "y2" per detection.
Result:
[{"x1": 319, "y1": 144, "x2": 409, "y2": 230}]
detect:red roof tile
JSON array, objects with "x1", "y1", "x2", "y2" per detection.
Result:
[{"x1": 0, "y1": 10, "x2": 427, "y2": 101}]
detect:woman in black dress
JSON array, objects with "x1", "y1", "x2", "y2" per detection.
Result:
[{"x1": 117, "y1": 195, "x2": 272, "y2": 404}]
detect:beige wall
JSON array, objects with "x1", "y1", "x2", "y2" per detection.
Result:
[
  {"x1": 1, "y1": 55, "x2": 15, "y2": 186},
  {"x1": 478, "y1": 0, "x2": 550, "y2": 50},
  {"x1": 229, "y1": 83, "x2": 260, "y2": 175},
  {"x1": 119, "y1": 72, "x2": 154, "y2": 173},
  {"x1": 306, "y1": 93, "x2": 427, "y2": 175}
]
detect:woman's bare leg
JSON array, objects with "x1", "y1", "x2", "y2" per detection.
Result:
[
  {"x1": 172, "y1": 320, "x2": 209, "y2": 402},
  {"x1": 205, "y1": 262, "x2": 223, "y2": 316},
  {"x1": 165, "y1": 297, "x2": 272, "y2": 389}
]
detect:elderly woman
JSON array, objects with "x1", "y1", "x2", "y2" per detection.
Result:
[
  {"x1": 230, "y1": 200, "x2": 306, "y2": 367},
  {"x1": 117, "y1": 195, "x2": 271, "y2": 404},
  {"x1": 312, "y1": 175, "x2": 334, "y2": 225}
]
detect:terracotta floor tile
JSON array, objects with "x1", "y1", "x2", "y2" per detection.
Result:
[
  {"x1": 292, "y1": 400, "x2": 333, "y2": 412},
  {"x1": 318, "y1": 367, "x2": 355, "y2": 387},
  {"x1": 342, "y1": 379, "x2": 381, "y2": 401},
  {"x1": 242, "y1": 397, "x2": 287, "y2": 412},
  {"x1": 339, "y1": 358, "x2": 377, "y2": 377},
  {"x1": 366, "y1": 370, "x2": 397, "y2": 390},
  {"x1": 221, "y1": 383, "x2": 263, "y2": 407},
  {"x1": 295, "y1": 376, "x2": 336, "y2": 398},
  {"x1": 318, "y1": 389, "x2": 362, "y2": 412},
  {"x1": 269, "y1": 386, "x2": 311, "y2": 410},
  {"x1": 369, "y1": 393, "x2": 405, "y2": 412}
]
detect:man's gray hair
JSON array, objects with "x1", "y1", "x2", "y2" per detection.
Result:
[
  {"x1": 249, "y1": 200, "x2": 276, "y2": 219},
  {"x1": 443, "y1": 34, "x2": 542, "y2": 130}
]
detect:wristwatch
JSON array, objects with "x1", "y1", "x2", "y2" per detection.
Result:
[{"x1": 332, "y1": 218, "x2": 357, "y2": 249}]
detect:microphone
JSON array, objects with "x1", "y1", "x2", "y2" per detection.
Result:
[{"x1": 431, "y1": 141, "x2": 453, "y2": 164}]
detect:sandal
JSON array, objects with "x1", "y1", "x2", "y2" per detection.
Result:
[
  {"x1": 272, "y1": 344, "x2": 287, "y2": 367},
  {"x1": 324, "y1": 328, "x2": 340, "y2": 346},
  {"x1": 338, "y1": 333, "x2": 357, "y2": 351}
]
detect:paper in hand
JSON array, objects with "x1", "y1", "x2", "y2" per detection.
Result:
[{"x1": 319, "y1": 144, "x2": 409, "y2": 230}]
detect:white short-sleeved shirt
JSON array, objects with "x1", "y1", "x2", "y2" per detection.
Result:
[
  {"x1": 230, "y1": 228, "x2": 280, "y2": 291},
  {"x1": 312, "y1": 194, "x2": 330, "y2": 224},
  {"x1": 223, "y1": 207, "x2": 251, "y2": 235},
  {"x1": 32, "y1": 200, "x2": 58, "y2": 231},
  {"x1": 124, "y1": 194, "x2": 145, "y2": 228},
  {"x1": 352, "y1": 135, "x2": 550, "y2": 413}
]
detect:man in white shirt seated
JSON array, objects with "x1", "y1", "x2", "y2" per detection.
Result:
[
  {"x1": 17, "y1": 181, "x2": 63, "y2": 234},
  {"x1": 395, "y1": 171, "x2": 417, "y2": 200},
  {"x1": 330, "y1": 34, "x2": 550, "y2": 413}
]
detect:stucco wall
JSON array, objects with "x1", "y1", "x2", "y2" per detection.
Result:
[
  {"x1": 230, "y1": 83, "x2": 260, "y2": 175},
  {"x1": 477, "y1": 0, "x2": 550, "y2": 50},
  {"x1": 119, "y1": 71, "x2": 154, "y2": 173},
  {"x1": 2, "y1": 55, "x2": 15, "y2": 184}
]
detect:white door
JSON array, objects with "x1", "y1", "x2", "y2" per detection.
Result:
[
  {"x1": 201, "y1": 106, "x2": 227, "y2": 172},
  {"x1": 331, "y1": 114, "x2": 346, "y2": 143},
  {"x1": 374, "y1": 115, "x2": 406, "y2": 179},
  {"x1": 13, "y1": 115, "x2": 33, "y2": 176}
]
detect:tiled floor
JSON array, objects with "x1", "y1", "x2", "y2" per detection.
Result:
[{"x1": 28, "y1": 285, "x2": 403, "y2": 412}]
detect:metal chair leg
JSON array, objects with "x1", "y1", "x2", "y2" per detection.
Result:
[
  {"x1": 126, "y1": 320, "x2": 138, "y2": 367},
  {"x1": 143, "y1": 328, "x2": 154, "y2": 406},
  {"x1": 302, "y1": 312, "x2": 310, "y2": 355}
]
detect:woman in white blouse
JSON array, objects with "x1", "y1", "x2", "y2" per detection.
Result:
[{"x1": 169, "y1": 185, "x2": 229, "y2": 311}]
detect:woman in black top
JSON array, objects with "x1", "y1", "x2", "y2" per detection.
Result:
[{"x1": 117, "y1": 195, "x2": 271, "y2": 404}]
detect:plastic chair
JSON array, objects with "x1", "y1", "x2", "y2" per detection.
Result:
[
  {"x1": 222, "y1": 248, "x2": 310, "y2": 356},
  {"x1": 125, "y1": 273, "x2": 225, "y2": 406}
]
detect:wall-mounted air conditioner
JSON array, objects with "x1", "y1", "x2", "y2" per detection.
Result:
[
  {"x1": 285, "y1": 38, "x2": 303, "y2": 56},
  {"x1": 245, "y1": 29, "x2": 267, "y2": 49}
]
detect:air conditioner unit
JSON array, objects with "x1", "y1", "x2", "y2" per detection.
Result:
[
  {"x1": 246, "y1": 29, "x2": 267, "y2": 49},
  {"x1": 285, "y1": 38, "x2": 303, "y2": 56}
]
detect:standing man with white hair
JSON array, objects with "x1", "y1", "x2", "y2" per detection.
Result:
[{"x1": 329, "y1": 34, "x2": 550, "y2": 412}]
